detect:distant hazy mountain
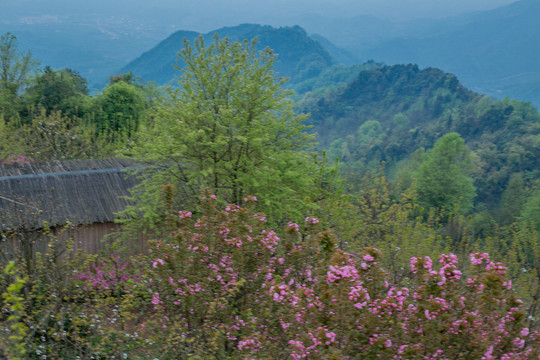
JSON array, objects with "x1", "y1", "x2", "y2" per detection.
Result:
[
  {"x1": 2, "y1": 0, "x2": 534, "y2": 106},
  {"x1": 309, "y1": 34, "x2": 360, "y2": 66},
  {"x1": 118, "y1": 24, "x2": 335, "y2": 86},
  {"x1": 0, "y1": 15, "x2": 172, "y2": 89},
  {"x1": 356, "y1": 0, "x2": 540, "y2": 106}
]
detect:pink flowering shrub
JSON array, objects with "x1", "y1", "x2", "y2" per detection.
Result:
[
  {"x1": 0, "y1": 154, "x2": 33, "y2": 164},
  {"x1": 75, "y1": 254, "x2": 139, "y2": 293},
  {"x1": 144, "y1": 193, "x2": 540, "y2": 359}
]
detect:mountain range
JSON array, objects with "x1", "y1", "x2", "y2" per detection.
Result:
[
  {"x1": 117, "y1": 0, "x2": 540, "y2": 107},
  {"x1": 1, "y1": 0, "x2": 539, "y2": 107},
  {"x1": 118, "y1": 24, "x2": 335, "y2": 86},
  {"x1": 354, "y1": 0, "x2": 540, "y2": 106}
]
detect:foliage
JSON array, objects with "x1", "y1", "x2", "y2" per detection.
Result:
[
  {"x1": 0, "y1": 193, "x2": 538, "y2": 358},
  {"x1": 0, "y1": 71, "x2": 141, "y2": 161},
  {"x1": 0, "y1": 30, "x2": 538, "y2": 358},
  {"x1": 0, "y1": 33, "x2": 147, "y2": 160},
  {"x1": 499, "y1": 173, "x2": 527, "y2": 226},
  {"x1": 521, "y1": 188, "x2": 540, "y2": 231},
  {"x1": 290, "y1": 61, "x2": 383, "y2": 98},
  {"x1": 0, "y1": 233, "x2": 147, "y2": 359},
  {"x1": 414, "y1": 132, "x2": 476, "y2": 215},
  {"x1": 348, "y1": 170, "x2": 446, "y2": 283},
  {"x1": 1, "y1": 261, "x2": 28, "y2": 359},
  {"x1": 24, "y1": 66, "x2": 89, "y2": 119},
  {"x1": 0, "y1": 33, "x2": 36, "y2": 94},
  {"x1": 92, "y1": 80, "x2": 146, "y2": 139},
  {"x1": 140, "y1": 194, "x2": 539, "y2": 359},
  {"x1": 0, "y1": 32, "x2": 38, "y2": 121},
  {"x1": 504, "y1": 224, "x2": 540, "y2": 329},
  {"x1": 300, "y1": 64, "x2": 540, "y2": 220},
  {"x1": 11, "y1": 110, "x2": 105, "y2": 160},
  {"x1": 129, "y1": 35, "x2": 317, "y2": 227}
]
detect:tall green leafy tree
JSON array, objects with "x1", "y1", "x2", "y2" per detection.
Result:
[
  {"x1": 24, "y1": 67, "x2": 89, "y2": 118},
  {"x1": 521, "y1": 188, "x2": 540, "y2": 231},
  {"x1": 92, "y1": 80, "x2": 146, "y2": 139},
  {"x1": 0, "y1": 33, "x2": 35, "y2": 95},
  {"x1": 131, "y1": 35, "x2": 316, "y2": 225},
  {"x1": 498, "y1": 173, "x2": 526, "y2": 225},
  {"x1": 414, "y1": 132, "x2": 476, "y2": 215},
  {"x1": 0, "y1": 32, "x2": 37, "y2": 120}
]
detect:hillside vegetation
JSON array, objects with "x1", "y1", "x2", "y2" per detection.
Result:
[
  {"x1": 0, "y1": 32, "x2": 539, "y2": 358},
  {"x1": 120, "y1": 24, "x2": 335, "y2": 86},
  {"x1": 356, "y1": 0, "x2": 540, "y2": 106},
  {"x1": 300, "y1": 64, "x2": 540, "y2": 229}
]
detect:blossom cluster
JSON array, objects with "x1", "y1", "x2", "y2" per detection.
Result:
[
  {"x1": 75, "y1": 255, "x2": 138, "y2": 291},
  {"x1": 0, "y1": 154, "x2": 33, "y2": 164}
]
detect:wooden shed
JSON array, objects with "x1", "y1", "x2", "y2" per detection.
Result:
[{"x1": 0, "y1": 158, "x2": 145, "y2": 260}]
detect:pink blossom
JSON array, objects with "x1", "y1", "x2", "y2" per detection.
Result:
[
  {"x1": 410, "y1": 257, "x2": 419, "y2": 273},
  {"x1": 483, "y1": 345, "x2": 494, "y2": 359},
  {"x1": 225, "y1": 204, "x2": 240, "y2": 212},
  {"x1": 363, "y1": 254, "x2": 374, "y2": 262},
  {"x1": 287, "y1": 222, "x2": 300, "y2": 232},
  {"x1": 2, "y1": 154, "x2": 33, "y2": 164},
  {"x1": 238, "y1": 338, "x2": 260, "y2": 350},
  {"x1": 470, "y1": 252, "x2": 490, "y2": 265},
  {"x1": 178, "y1": 210, "x2": 192, "y2": 219},
  {"x1": 151, "y1": 292, "x2": 161, "y2": 305},
  {"x1": 152, "y1": 258, "x2": 165, "y2": 268},
  {"x1": 325, "y1": 332, "x2": 336, "y2": 343},
  {"x1": 512, "y1": 337, "x2": 525, "y2": 349}
]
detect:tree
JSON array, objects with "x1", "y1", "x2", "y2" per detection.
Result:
[
  {"x1": 521, "y1": 188, "x2": 540, "y2": 231},
  {"x1": 0, "y1": 33, "x2": 35, "y2": 95},
  {"x1": 24, "y1": 67, "x2": 89, "y2": 118},
  {"x1": 131, "y1": 35, "x2": 316, "y2": 224},
  {"x1": 0, "y1": 32, "x2": 37, "y2": 120},
  {"x1": 499, "y1": 172, "x2": 526, "y2": 225},
  {"x1": 15, "y1": 110, "x2": 106, "y2": 160},
  {"x1": 92, "y1": 80, "x2": 146, "y2": 139},
  {"x1": 414, "y1": 132, "x2": 476, "y2": 214}
]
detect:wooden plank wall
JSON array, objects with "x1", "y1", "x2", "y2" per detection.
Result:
[{"x1": 1, "y1": 222, "x2": 151, "y2": 262}]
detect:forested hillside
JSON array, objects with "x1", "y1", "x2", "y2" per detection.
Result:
[
  {"x1": 300, "y1": 64, "x2": 540, "y2": 228},
  {"x1": 1, "y1": 32, "x2": 539, "y2": 358},
  {"x1": 357, "y1": 0, "x2": 540, "y2": 106},
  {"x1": 120, "y1": 24, "x2": 335, "y2": 85}
]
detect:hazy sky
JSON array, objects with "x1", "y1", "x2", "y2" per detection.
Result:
[
  {"x1": 184, "y1": 0, "x2": 518, "y2": 18},
  {"x1": 4, "y1": 0, "x2": 519, "y2": 29}
]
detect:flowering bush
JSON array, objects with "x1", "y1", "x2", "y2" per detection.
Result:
[
  {"x1": 1, "y1": 193, "x2": 538, "y2": 358},
  {"x1": 0, "y1": 243, "x2": 147, "y2": 359},
  {"x1": 144, "y1": 194, "x2": 540, "y2": 359},
  {"x1": 75, "y1": 254, "x2": 139, "y2": 293},
  {"x1": 0, "y1": 154, "x2": 32, "y2": 164}
]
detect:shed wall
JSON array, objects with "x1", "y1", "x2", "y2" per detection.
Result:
[{"x1": 1, "y1": 222, "x2": 150, "y2": 262}]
